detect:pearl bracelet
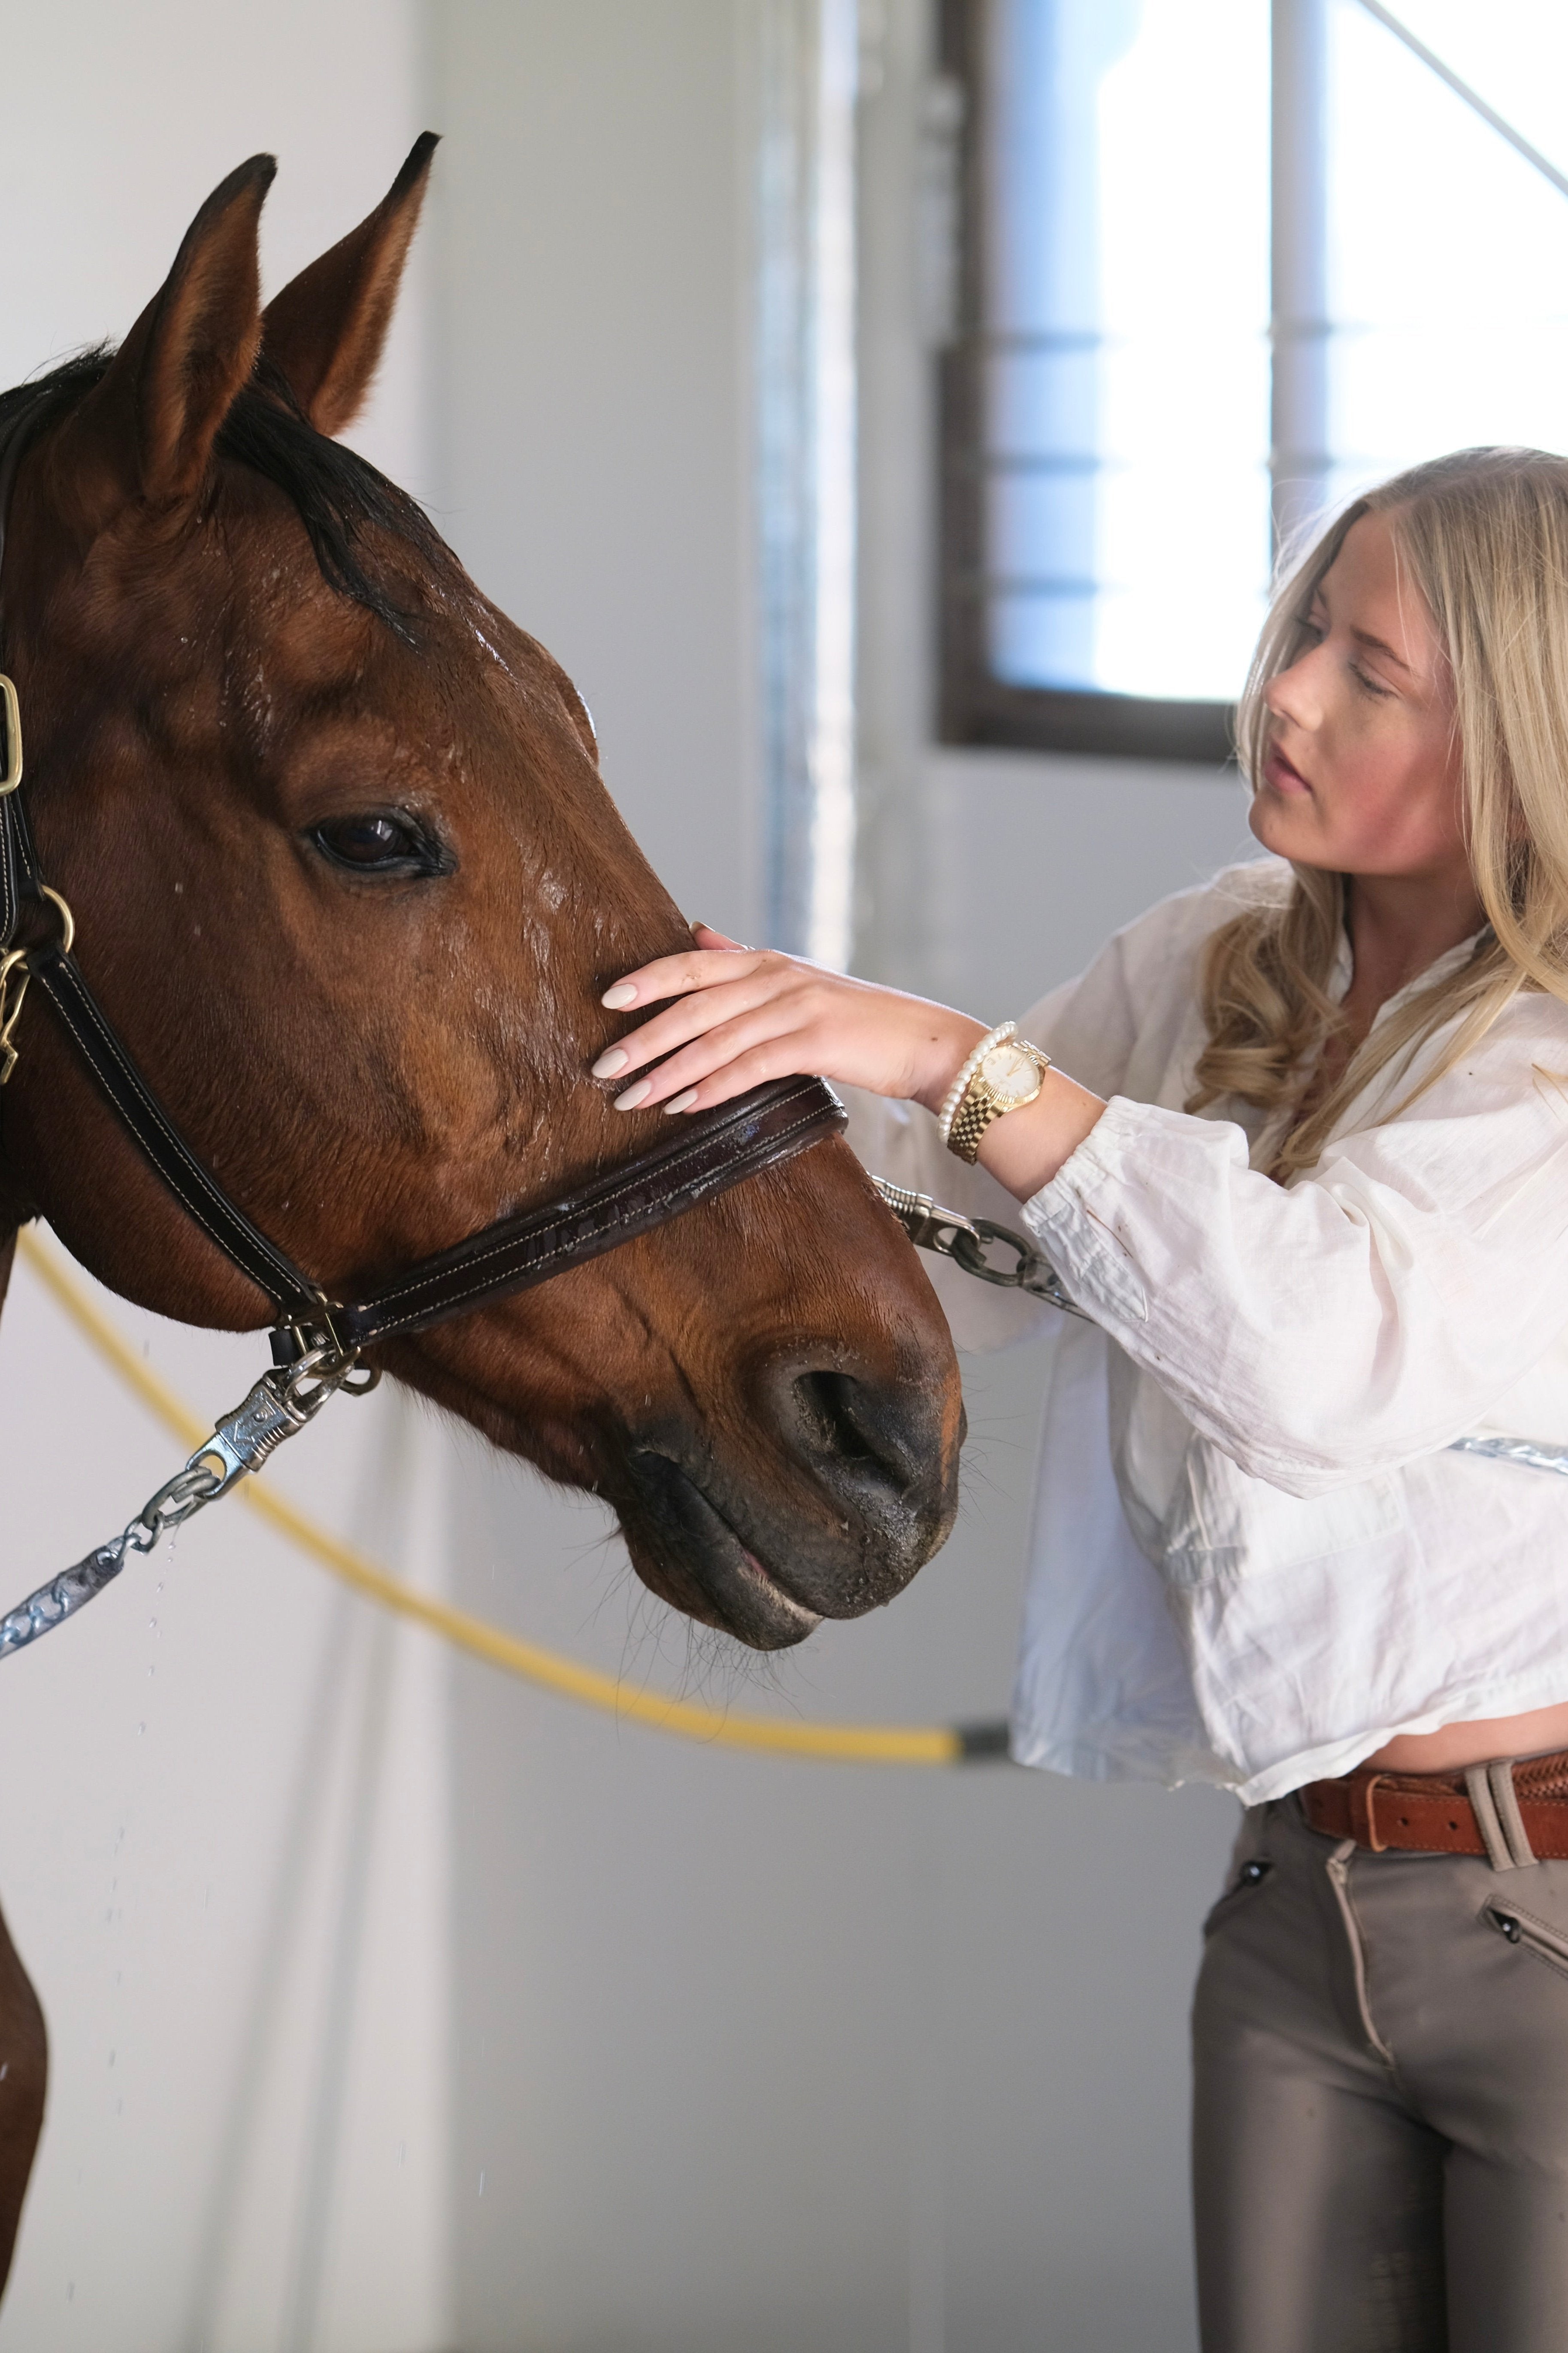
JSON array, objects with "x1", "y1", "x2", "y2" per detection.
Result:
[{"x1": 936, "y1": 1021, "x2": 1016, "y2": 1147}]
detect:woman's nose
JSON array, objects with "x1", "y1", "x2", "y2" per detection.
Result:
[{"x1": 1265, "y1": 648, "x2": 1322, "y2": 731}]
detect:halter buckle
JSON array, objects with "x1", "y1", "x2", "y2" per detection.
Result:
[
  {"x1": 0, "y1": 888, "x2": 75, "y2": 1085},
  {"x1": 0, "y1": 949, "x2": 28, "y2": 1083},
  {"x1": 0, "y1": 676, "x2": 21, "y2": 797}
]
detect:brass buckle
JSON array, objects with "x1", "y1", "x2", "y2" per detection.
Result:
[
  {"x1": 0, "y1": 676, "x2": 21, "y2": 797},
  {"x1": 0, "y1": 951, "x2": 30, "y2": 1084},
  {"x1": 0, "y1": 886, "x2": 76, "y2": 1083}
]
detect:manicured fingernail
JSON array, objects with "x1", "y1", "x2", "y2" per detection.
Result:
[
  {"x1": 601, "y1": 982, "x2": 637, "y2": 1009},
  {"x1": 614, "y1": 1078, "x2": 652, "y2": 1111},
  {"x1": 591, "y1": 1046, "x2": 629, "y2": 1078},
  {"x1": 665, "y1": 1088, "x2": 699, "y2": 1114}
]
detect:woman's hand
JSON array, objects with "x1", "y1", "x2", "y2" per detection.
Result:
[
  {"x1": 590, "y1": 926, "x2": 987, "y2": 1117},
  {"x1": 589, "y1": 925, "x2": 1108, "y2": 1201}
]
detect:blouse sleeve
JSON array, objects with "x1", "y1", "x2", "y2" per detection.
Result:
[{"x1": 1023, "y1": 999, "x2": 1568, "y2": 1494}]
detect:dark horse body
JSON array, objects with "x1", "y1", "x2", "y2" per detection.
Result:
[{"x1": 0, "y1": 141, "x2": 962, "y2": 2288}]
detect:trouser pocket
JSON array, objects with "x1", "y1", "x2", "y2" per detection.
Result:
[
  {"x1": 1202, "y1": 1814, "x2": 1275, "y2": 1939},
  {"x1": 1482, "y1": 1896, "x2": 1568, "y2": 1981}
]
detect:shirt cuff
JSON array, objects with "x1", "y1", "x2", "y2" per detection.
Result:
[{"x1": 1020, "y1": 1094, "x2": 1221, "y2": 1329}]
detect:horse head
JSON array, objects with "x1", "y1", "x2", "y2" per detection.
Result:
[{"x1": 0, "y1": 141, "x2": 965, "y2": 1653}]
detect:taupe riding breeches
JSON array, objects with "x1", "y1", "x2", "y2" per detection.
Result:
[{"x1": 1193, "y1": 1792, "x2": 1568, "y2": 2353}]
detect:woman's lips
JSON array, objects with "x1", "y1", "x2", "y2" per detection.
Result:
[{"x1": 1264, "y1": 743, "x2": 1311, "y2": 794}]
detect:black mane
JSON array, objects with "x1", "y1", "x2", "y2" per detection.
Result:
[{"x1": 0, "y1": 348, "x2": 451, "y2": 642}]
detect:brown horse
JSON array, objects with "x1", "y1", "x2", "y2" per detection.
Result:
[{"x1": 0, "y1": 139, "x2": 963, "y2": 2290}]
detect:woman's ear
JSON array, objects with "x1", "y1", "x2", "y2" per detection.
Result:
[{"x1": 260, "y1": 132, "x2": 439, "y2": 437}]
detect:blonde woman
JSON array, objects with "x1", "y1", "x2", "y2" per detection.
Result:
[{"x1": 591, "y1": 447, "x2": 1568, "y2": 2350}]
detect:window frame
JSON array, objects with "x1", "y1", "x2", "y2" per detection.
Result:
[{"x1": 934, "y1": 0, "x2": 1239, "y2": 765}]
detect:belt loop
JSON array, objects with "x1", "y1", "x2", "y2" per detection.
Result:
[
  {"x1": 1465, "y1": 1759, "x2": 1537, "y2": 1870},
  {"x1": 1492, "y1": 1757, "x2": 1537, "y2": 1868},
  {"x1": 1344, "y1": 1779, "x2": 1392, "y2": 1854},
  {"x1": 1350, "y1": 1772, "x2": 1389, "y2": 1852}
]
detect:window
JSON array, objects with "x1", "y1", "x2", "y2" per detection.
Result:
[{"x1": 938, "y1": 0, "x2": 1568, "y2": 761}]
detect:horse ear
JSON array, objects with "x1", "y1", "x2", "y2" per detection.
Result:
[
  {"x1": 75, "y1": 154, "x2": 275, "y2": 507},
  {"x1": 261, "y1": 133, "x2": 439, "y2": 438}
]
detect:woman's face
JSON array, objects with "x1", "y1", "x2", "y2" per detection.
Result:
[{"x1": 1253, "y1": 508, "x2": 1471, "y2": 893}]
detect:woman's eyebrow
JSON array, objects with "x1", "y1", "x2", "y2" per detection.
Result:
[{"x1": 1351, "y1": 625, "x2": 1411, "y2": 674}]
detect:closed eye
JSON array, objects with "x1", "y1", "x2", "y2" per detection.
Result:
[{"x1": 309, "y1": 809, "x2": 454, "y2": 879}]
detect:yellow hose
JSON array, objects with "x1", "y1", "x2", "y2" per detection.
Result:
[{"x1": 14, "y1": 1229, "x2": 981, "y2": 1767}]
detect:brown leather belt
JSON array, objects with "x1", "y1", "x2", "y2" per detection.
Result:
[{"x1": 1301, "y1": 1753, "x2": 1568, "y2": 1858}]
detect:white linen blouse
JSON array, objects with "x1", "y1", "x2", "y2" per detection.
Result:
[{"x1": 843, "y1": 859, "x2": 1568, "y2": 1805}]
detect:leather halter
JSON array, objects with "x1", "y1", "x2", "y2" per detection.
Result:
[{"x1": 0, "y1": 386, "x2": 845, "y2": 1361}]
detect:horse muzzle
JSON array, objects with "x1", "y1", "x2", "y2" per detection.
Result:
[{"x1": 618, "y1": 1353, "x2": 963, "y2": 1650}]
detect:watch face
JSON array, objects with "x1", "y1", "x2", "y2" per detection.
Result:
[{"x1": 979, "y1": 1041, "x2": 1039, "y2": 1107}]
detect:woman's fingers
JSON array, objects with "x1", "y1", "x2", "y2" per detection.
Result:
[
  {"x1": 609, "y1": 1002, "x2": 817, "y2": 1110},
  {"x1": 591, "y1": 968, "x2": 813, "y2": 1082},
  {"x1": 625, "y1": 1031, "x2": 812, "y2": 1116},
  {"x1": 657, "y1": 1039, "x2": 807, "y2": 1114},
  {"x1": 599, "y1": 943, "x2": 772, "y2": 1012}
]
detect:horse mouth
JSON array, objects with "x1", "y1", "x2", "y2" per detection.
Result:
[{"x1": 622, "y1": 1452, "x2": 823, "y2": 1650}]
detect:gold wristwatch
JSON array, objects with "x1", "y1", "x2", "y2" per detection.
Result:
[{"x1": 939, "y1": 1023, "x2": 1053, "y2": 1164}]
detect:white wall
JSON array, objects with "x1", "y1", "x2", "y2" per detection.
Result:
[{"x1": 427, "y1": 0, "x2": 763, "y2": 939}]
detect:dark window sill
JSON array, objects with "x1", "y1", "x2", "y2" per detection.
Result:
[{"x1": 938, "y1": 675, "x2": 1236, "y2": 766}]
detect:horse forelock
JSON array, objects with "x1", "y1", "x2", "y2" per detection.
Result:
[{"x1": 0, "y1": 347, "x2": 458, "y2": 645}]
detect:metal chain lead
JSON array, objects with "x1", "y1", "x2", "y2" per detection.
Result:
[
  {"x1": 1449, "y1": 1434, "x2": 1568, "y2": 1477},
  {"x1": 0, "y1": 1345, "x2": 378, "y2": 1660},
  {"x1": 871, "y1": 1178, "x2": 1088, "y2": 1319}
]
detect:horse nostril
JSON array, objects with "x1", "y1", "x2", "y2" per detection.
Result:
[
  {"x1": 743, "y1": 1350, "x2": 961, "y2": 1607},
  {"x1": 796, "y1": 1370, "x2": 880, "y2": 1467},
  {"x1": 791, "y1": 1368, "x2": 924, "y2": 1494}
]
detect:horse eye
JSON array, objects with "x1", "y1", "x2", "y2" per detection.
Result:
[{"x1": 312, "y1": 811, "x2": 442, "y2": 876}]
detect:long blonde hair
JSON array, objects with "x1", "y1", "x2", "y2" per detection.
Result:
[{"x1": 1189, "y1": 448, "x2": 1568, "y2": 1180}]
